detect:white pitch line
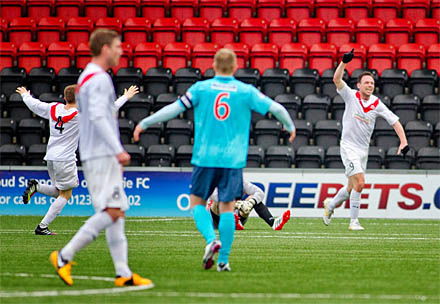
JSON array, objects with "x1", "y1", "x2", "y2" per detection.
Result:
[{"x1": 0, "y1": 273, "x2": 437, "y2": 301}]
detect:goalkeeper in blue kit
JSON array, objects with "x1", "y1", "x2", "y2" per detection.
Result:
[{"x1": 134, "y1": 48, "x2": 295, "y2": 272}]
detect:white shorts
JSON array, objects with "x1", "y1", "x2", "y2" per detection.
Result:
[
  {"x1": 47, "y1": 160, "x2": 79, "y2": 190},
  {"x1": 82, "y1": 156, "x2": 128, "y2": 213},
  {"x1": 340, "y1": 142, "x2": 368, "y2": 177}
]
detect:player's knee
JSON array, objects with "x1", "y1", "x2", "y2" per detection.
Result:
[
  {"x1": 59, "y1": 189, "x2": 73, "y2": 200},
  {"x1": 354, "y1": 179, "x2": 365, "y2": 192}
]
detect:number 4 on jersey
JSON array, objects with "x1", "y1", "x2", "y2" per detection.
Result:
[
  {"x1": 55, "y1": 116, "x2": 64, "y2": 134},
  {"x1": 214, "y1": 92, "x2": 230, "y2": 121}
]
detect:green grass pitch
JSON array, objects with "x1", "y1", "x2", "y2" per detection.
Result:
[{"x1": 0, "y1": 215, "x2": 439, "y2": 304}]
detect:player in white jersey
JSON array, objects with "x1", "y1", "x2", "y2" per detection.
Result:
[
  {"x1": 323, "y1": 49, "x2": 409, "y2": 230},
  {"x1": 208, "y1": 181, "x2": 291, "y2": 231},
  {"x1": 49, "y1": 29, "x2": 153, "y2": 288},
  {"x1": 19, "y1": 84, "x2": 139, "y2": 236}
]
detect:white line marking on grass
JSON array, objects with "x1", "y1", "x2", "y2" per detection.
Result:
[
  {"x1": 0, "y1": 273, "x2": 153, "y2": 298},
  {"x1": 0, "y1": 273, "x2": 437, "y2": 302}
]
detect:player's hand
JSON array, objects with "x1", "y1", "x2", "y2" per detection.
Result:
[
  {"x1": 342, "y1": 48, "x2": 354, "y2": 63},
  {"x1": 123, "y1": 85, "x2": 139, "y2": 100},
  {"x1": 16, "y1": 87, "x2": 30, "y2": 96},
  {"x1": 116, "y1": 151, "x2": 131, "y2": 166},
  {"x1": 133, "y1": 124, "x2": 145, "y2": 142},
  {"x1": 398, "y1": 144, "x2": 409, "y2": 157},
  {"x1": 288, "y1": 129, "x2": 296, "y2": 143}
]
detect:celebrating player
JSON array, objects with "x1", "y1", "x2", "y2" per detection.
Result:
[
  {"x1": 49, "y1": 29, "x2": 153, "y2": 288},
  {"x1": 208, "y1": 181, "x2": 291, "y2": 231},
  {"x1": 134, "y1": 48, "x2": 295, "y2": 272},
  {"x1": 323, "y1": 49, "x2": 409, "y2": 231},
  {"x1": 19, "y1": 84, "x2": 139, "y2": 235}
]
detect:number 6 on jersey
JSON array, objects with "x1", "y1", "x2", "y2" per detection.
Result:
[{"x1": 214, "y1": 92, "x2": 230, "y2": 121}]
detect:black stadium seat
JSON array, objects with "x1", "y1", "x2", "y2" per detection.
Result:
[
  {"x1": 385, "y1": 146, "x2": 415, "y2": 169},
  {"x1": 290, "y1": 68, "x2": 319, "y2": 98},
  {"x1": 325, "y1": 146, "x2": 344, "y2": 168},
  {"x1": 416, "y1": 147, "x2": 440, "y2": 170},
  {"x1": 367, "y1": 146, "x2": 385, "y2": 169},
  {"x1": 421, "y1": 95, "x2": 440, "y2": 126},
  {"x1": 57, "y1": 67, "x2": 82, "y2": 95},
  {"x1": 0, "y1": 144, "x2": 26, "y2": 165},
  {"x1": 7, "y1": 93, "x2": 33, "y2": 122},
  {"x1": 175, "y1": 144, "x2": 193, "y2": 167},
  {"x1": 313, "y1": 120, "x2": 341, "y2": 150},
  {"x1": 39, "y1": 93, "x2": 63, "y2": 103},
  {"x1": 391, "y1": 94, "x2": 419, "y2": 126},
  {"x1": 17, "y1": 118, "x2": 45, "y2": 149},
  {"x1": 26, "y1": 144, "x2": 47, "y2": 166},
  {"x1": 165, "y1": 118, "x2": 193, "y2": 148},
  {"x1": 155, "y1": 93, "x2": 178, "y2": 112},
  {"x1": 409, "y1": 69, "x2": 438, "y2": 99},
  {"x1": 434, "y1": 123, "x2": 440, "y2": 147},
  {"x1": 302, "y1": 94, "x2": 330, "y2": 124},
  {"x1": 254, "y1": 119, "x2": 282, "y2": 150},
  {"x1": 289, "y1": 120, "x2": 313, "y2": 150},
  {"x1": 0, "y1": 67, "x2": 26, "y2": 98},
  {"x1": 295, "y1": 146, "x2": 324, "y2": 168},
  {"x1": 143, "y1": 67, "x2": 173, "y2": 97},
  {"x1": 320, "y1": 68, "x2": 348, "y2": 98},
  {"x1": 274, "y1": 94, "x2": 301, "y2": 121},
  {"x1": 331, "y1": 95, "x2": 345, "y2": 121},
  {"x1": 0, "y1": 118, "x2": 16, "y2": 145},
  {"x1": 114, "y1": 67, "x2": 143, "y2": 96},
  {"x1": 373, "y1": 118, "x2": 399, "y2": 151},
  {"x1": 124, "y1": 144, "x2": 145, "y2": 166},
  {"x1": 380, "y1": 68, "x2": 408, "y2": 99},
  {"x1": 28, "y1": 67, "x2": 55, "y2": 98},
  {"x1": 174, "y1": 67, "x2": 202, "y2": 95},
  {"x1": 122, "y1": 93, "x2": 154, "y2": 123},
  {"x1": 234, "y1": 68, "x2": 260, "y2": 87},
  {"x1": 405, "y1": 121, "x2": 433, "y2": 151},
  {"x1": 138, "y1": 122, "x2": 163, "y2": 149},
  {"x1": 265, "y1": 145, "x2": 294, "y2": 168},
  {"x1": 261, "y1": 68, "x2": 289, "y2": 98},
  {"x1": 118, "y1": 118, "x2": 135, "y2": 145},
  {"x1": 146, "y1": 144, "x2": 175, "y2": 167},
  {"x1": 247, "y1": 145, "x2": 265, "y2": 168}
]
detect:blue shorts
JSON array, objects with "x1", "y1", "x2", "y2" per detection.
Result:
[{"x1": 190, "y1": 166, "x2": 243, "y2": 202}]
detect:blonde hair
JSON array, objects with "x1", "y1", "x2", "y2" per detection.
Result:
[
  {"x1": 89, "y1": 29, "x2": 120, "y2": 57},
  {"x1": 64, "y1": 85, "x2": 76, "y2": 104},
  {"x1": 214, "y1": 48, "x2": 237, "y2": 75}
]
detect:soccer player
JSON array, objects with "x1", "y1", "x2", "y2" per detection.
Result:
[
  {"x1": 323, "y1": 49, "x2": 409, "y2": 231},
  {"x1": 208, "y1": 181, "x2": 291, "y2": 231},
  {"x1": 19, "y1": 85, "x2": 139, "y2": 235},
  {"x1": 49, "y1": 29, "x2": 153, "y2": 288},
  {"x1": 133, "y1": 48, "x2": 296, "y2": 272}
]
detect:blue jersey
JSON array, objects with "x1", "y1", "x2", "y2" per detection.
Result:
[{"x1": 178, "y1": 75, "x2": 273, "y2": 168}]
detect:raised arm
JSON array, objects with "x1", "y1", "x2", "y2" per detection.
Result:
[
  {"x1": 333, "y1": 48, "x2": 354, "y2": 91},
  {"x1": 16, "y1": 86, "x2": 50, "y2": 119}
]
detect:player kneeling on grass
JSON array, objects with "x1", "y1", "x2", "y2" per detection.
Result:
[
  {"x1": 323, "y1": 49, "x2": 409, "y2": 231},
  {"x1": 19, "y1": 84, "x2": 139, "y2": 236},
  {"x1": 208, "y1": 181, "x2": 291, "y2": 231}
]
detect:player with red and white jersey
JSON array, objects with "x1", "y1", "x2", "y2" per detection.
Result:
[
  {"x1": 19, "y1": 84, "x2": 139, "y2": 236},
  {"x1": 323, "y1": 49, "x2": 409, "y2": 231}
]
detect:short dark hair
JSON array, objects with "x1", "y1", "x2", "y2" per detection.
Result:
[
  {"x1": 357, "y1": 71, "x2": 375, "y2": 84},
  {"x1": 89, "y1": 29, "x2": 120, "y2": 57}
]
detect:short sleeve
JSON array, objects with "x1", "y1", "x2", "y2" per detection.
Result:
[
  {"x1": 336, "y1": 81, "x2": 354, "y2": 103},
  {"x1": 248, "y1": 86, "x2": 273, "y2": 115},
  {"x1": 376, "y1": 101, "x2": 399, "y2": 126}
]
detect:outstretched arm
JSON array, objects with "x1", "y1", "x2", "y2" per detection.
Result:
[
  {"x1": 16, "y1": 86, "x2": 50, "y2": 119},
  {"x1": 114, "y1": 85, "x2": 139, "y2": 110},
  {"x1": 392, "y1": 121, "x2": 409, "y2": 155}
]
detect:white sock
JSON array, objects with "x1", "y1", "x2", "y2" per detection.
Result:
[
  {"x1": 329, "y1": 186, "x2": 350, "y2": 210},
  {"x1": 39, "y1": 197, "x2": 68, "y2": 228},
  {"x1": 38, "y1": 184, "x2": 59, "y2": 197},
  {"x1": 106, "y1": 217, "x2": 132, "y2": 278},
  {"x1": 59, "y1": 211, "x2": 113, "y2": 265},
  {"x1": 350, "y1": 190, "x2": 361, "y2": 223}
]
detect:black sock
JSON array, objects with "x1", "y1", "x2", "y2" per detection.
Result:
[{"x1": 254, "y1": 203, "x2": 274, "y2": 227}]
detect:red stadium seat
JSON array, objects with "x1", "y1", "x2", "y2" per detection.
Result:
[
  {"x1": 199, "y1": 0, "x2": 227, "y2": 22},
  {"x1": 192, "y1": 43, "x2": 220, "y2": 73},
  {"x1": 309, "y1": 43, "x2": 338, "y2": 75},
  {"x1": 113, "y1": 0, "x2": 139, "y2": 22},
  {"x1": 54, "y1": 0, "x2": 82, "y2": 19},
  {"x1": 112, "y1": 42, "x2": 134, "y2": 74},
  {"x1": 27, "y1": 0, "x2": 53, "y2": 20},
  {"x1": 0, "y1": 42, "x2": 17, "y2": 70},
  {"x1": 152, "y1": 18, "x2": 181, "y2": 47},
  {"x1": 355, "y1": 18, "x2": 384, "y2": 48},
  {"x1": 372, "y1": 0, "x2": 401, "y2": 23},
  {"x1": 250, "y1": 43, "x2": 278, "y2": 74},
  {"x1": 239, "y1": 18, "x2": 268, "y2": 46},
  {"x1": 210, "y1": 18, "x2": 239, "y2": 45},
  {"x1": 256, "y1": 0, "x2": 285, "y2": 20},
  {"x1": 0, "y1": 0, "x2": 25, "y2": 20},
  {"x1": 18, "y1": 42, "x2": 46, "y2": 73},
  {"x1": 37, "y1": 17, "x2": 65, "y2": 46},
  {"x1": 384, "y1": 19, "x2": 413, "y2": 48},
  {"x1": 402, "y1": 0, "x2": 429, "y2": 24},
  {"x1": 326, "y1": 18, "x2": 355, "y2": 48},
  {"x1": 182, "y1": 18, "x2": 209, "y2": 47},
  {"x1": 228, "y1": 0, "x2": 256, "y2": 22},
  {"x1": 433, "y1": 0, "x2": 440, "y2": 19},
  {"x1": 47, "y1": 41, "x2": 75, "y2": 73},
  {"x1": 223, "y1": 43, "x2": 250, "y2": 68},
  {"x1": 66, "y1": 17, "x2": 94, "y2": 47},
  {"x1": 297, "y1": 18, "x2": 326, "y2": 48},
  {"x1": 0, "y1": 19, "x2": 7, "y2": 42},
  {"x1": 427, "y1": 44, "x2": 440, "y2": 75},
  {"x1": 8, "y1": 18, "x2": 36, "y2": 46},
  {"x1": 414, "y1": 19, "x2": 440, "y2": 49},
  {"x1": 123, "y1": 18, "x2": 151, "y2": 45},
  {"x1": 134, "y1": 43, "x2": 162, "y2": 73},
  {"x1": 83, "y1": 0, "x2": 111, "y2": 22},
  {"x1": 367, "y1": 43, "x2": 396, "y2": 75},
  {"x1": 338, "y1": 43, "x2": 367, "y2": 75},
  {"x1": 170, "y1": 0, "x2": 198, "y2": 22},
  {"x1": 397, "y1": 43, "x2": 425, "y2": 76},
  {"x1": 95, "y1": 18, "x2": 123, "y2": 33},
  {"x1": 343, "y1": 0, "x2": 371, "y2": 22},
  {"x1": 163, "y1": 42, "x2": 191, "y2": 73},
  {"x1": 76, "y1": 42, "x2": 92, "y2": 69},
  {"x1": 315, "y1": 0, "x2": 343, "y2": 23},
  {"x1": 268, "y1": 18, "x2": 296, "y2": 48},
  {"x1": 279, "y1": 43, "x2": 308, "y2": 73},
  {"x1": 140, "y1": 0, "x2": 169, "y2": 21},
  {"x1": 285, "y1": 0, "x2": 313, "y2": 22}
]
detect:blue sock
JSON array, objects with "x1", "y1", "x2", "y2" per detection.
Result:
[
  {"x1": 218, "y1": 212, "x2": 235, "y2": 265},
  {"x1": 192, "y1": 205, "x2": 216, "y2": 245}
]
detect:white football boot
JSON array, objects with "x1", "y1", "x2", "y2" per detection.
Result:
[
  {"x1": 323, "y1": 198, "x2": 333, "y2": 226},
  {"x1": 349, "y1": 219, "x2": 365, "y2": 231}
]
